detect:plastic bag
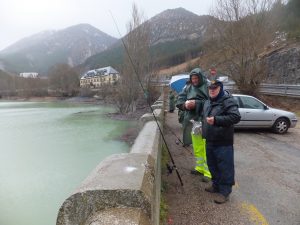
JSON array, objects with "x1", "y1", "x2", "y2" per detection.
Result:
[{"x1": 190, "y1": 119, "x2": 202, "y2": 135}]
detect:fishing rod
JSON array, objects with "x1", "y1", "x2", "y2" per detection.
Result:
[
  {"x1": 164, "y1": 124, "x2": 193, "y2": 156},
  {"x1": 109, "y1": 11, "x2": 183, "y2": 186}
]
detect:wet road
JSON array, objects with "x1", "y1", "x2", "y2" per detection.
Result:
[{"x1": 234, "y1": 126, "x2": 300, "y2": 225}]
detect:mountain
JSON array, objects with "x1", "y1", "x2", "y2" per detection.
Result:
[
  {"x1": 0, "y1": 24, "x2": 117, "y2": 74},
  {"x1": 81, "y1": 8, "x2": 211, "y2": 71},
  {"x1": 146, "y1": 7, "x2": 210, "y2": 45}
]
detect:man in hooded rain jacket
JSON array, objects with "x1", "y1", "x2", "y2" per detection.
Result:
[
  {"x1": 176, "y1": 68, "x2": 208, "y2": 145},
  {"x1": 176, "y1": 68, "x2": 210, "y2": 178}
]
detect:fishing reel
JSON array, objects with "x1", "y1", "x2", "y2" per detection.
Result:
[{"x1": 166, "y1": 163, "x2": 174, "y2": 174}]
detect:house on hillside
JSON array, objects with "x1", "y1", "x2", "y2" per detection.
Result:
[
  {"x1": 80, "y1": 66, "x2": 120, "y2": 88},
  {"x1": 19, "y1": 72, "x2": 39, "y2": 78}
]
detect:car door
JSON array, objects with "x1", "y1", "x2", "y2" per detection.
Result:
[
  {"x1": 233, "y1": 96, "x2": 246, "y2": 127},
  {"x1": 238, "y1": 96, "x2": 273, "y2": 127}
]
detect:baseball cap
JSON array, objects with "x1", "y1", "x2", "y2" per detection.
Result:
[{"x1": 208, "y1": 79, "x2": 223, "y2": 89}]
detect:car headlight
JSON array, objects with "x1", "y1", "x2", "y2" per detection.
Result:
[{"x1": 291, "y1": 114, "x2": 298, "y2": 121}]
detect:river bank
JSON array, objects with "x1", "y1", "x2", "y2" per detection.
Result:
[
  {"x1": 107, "y1": 104, "x2": 150, "y2": 146},
  {"x1": 0, "y1": 96, "x2": 104, "y2": 103}
]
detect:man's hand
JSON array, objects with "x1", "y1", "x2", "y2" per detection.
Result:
[
  {"x1": 206, "y1": 116, "x2": 215, "y2": 125},
  {"x1": 185, "y1": 100, "x2": 195, "y2": 110}
]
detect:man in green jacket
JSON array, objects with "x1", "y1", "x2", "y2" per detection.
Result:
[
  {"x1": 176, "y1": 68, "x2": 208, "y2": 147},
  {"x1": 176, "y1": 68, "x2": 210, "y2": 179}
]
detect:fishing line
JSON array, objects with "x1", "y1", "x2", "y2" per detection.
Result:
[{"x1": 109, "y1": 11, "x2": 183, "y2": 186}]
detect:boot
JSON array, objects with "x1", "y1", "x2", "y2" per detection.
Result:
[
  {"x1": 190, "y1": 169, "x2": 203, "y2": 176},
  {"x1": 214, "y1": 194, "x2": 229, "y2": 204},
  {"x1": 201, "y1": 176, "x2": 211, "y2": 183},
  {"x1": 205, "y1": 186, "x2": 218, "y2": 193}
]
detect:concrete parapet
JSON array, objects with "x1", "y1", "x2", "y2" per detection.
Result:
[
  {"x1": 151, "y1": 103, "x2": 163, "y2": 110},
  {"x1": 57, "y1": 153, "x2": 155, "y2": 225},
  {"x1": 139, "y1": 109, "x2": 163, "y2": 127},
  {"x1": 85, "y1": 208, "x2": 151, "y2": 225},
  {"x1": 131, "y1": 121, "x2": 161, "y2": 160},
  {"x1": 154, "y1": 100, "x2": 164, "y2": 104}
]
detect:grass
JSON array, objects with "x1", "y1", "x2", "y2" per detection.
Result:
[
  {"x1": 160, "y1": 142, "x2": 170, "y2": 224},
  {"x1": 160, "y1": 193, "x2": 168, "y2": 224},
  {"x1": 161, "y1": 142, "x2": 169, "y2": 174}
]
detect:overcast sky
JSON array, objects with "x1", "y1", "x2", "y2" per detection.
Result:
[{"x1": 0, "y1": 0, "x2": 214, "y2": 51}]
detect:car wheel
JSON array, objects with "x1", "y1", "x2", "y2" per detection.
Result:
[{"x1": 272, "y1": 118, "x2": 289, "y2": 134}]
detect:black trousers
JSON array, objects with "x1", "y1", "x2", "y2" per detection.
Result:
[{"x1": 206, "y1": 144, "x2": 235, "y2": 196}]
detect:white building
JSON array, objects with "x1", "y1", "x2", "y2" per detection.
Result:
[
  {"x1": 80, "y1": 66, "x2": 120, "y2": 88},
  {"x1": 19, "y1": 72, "x2": 39, "y2": 78}
]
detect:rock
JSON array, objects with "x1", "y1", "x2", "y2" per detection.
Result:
[{"x1": 265, "y1": 44, "x2": 300, "y2": 84}]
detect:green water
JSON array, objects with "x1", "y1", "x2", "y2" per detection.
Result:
[{"x1": 0, "y1": 101, "x2": 133, "y2": 225}]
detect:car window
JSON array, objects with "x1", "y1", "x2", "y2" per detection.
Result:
[{"x1": 240, "y1": 96, "x2": 265, "y2": 109}]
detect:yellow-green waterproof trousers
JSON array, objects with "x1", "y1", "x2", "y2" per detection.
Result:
[{"x1": 191, "y1": 133, "x2": 211, "y2": 178}]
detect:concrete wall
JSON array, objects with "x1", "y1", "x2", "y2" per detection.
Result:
[{"x1": 56, "y1": 96, "x2": 165, "y2": 225}]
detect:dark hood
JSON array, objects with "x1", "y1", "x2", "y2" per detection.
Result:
[
  {"x1": 189, "y1": 68, "x2": 207, "y2": 88},
  {"x1": 218, "y1": 90, "x2": 231, "y2": 100}
]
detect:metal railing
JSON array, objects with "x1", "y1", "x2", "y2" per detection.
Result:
[
  {"x1": 259, "y1": 84, "x2": 300, "y2": 97},
  {"x1": 151, "y1": 79, "x2": 300, "y2": 98},
  {"x1": 223, "y1": 83, "x2": 300, "y2": 98}
]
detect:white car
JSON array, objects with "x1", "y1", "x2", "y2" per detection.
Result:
[{"x1": 232, "y1": 94, "x2": 298, "y2": 134}]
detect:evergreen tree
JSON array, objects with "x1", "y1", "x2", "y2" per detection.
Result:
[{"x1": 284, "y1": 0, "x2": 300, "y2": 38}]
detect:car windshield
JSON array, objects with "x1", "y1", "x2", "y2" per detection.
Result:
[{"x1": 239, "y1": 96, "x2": 265, "y2": 109}]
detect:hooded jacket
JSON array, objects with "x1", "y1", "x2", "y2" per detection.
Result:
[
  {"x1": 202, "y1": 90, "x2": 241, "y2": 146},
  {"x1": 176, "y1": 68, "x2": 208, "y2": 121}
]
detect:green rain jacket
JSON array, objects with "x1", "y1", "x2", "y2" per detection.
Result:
[
  {"x1": 176, "y1": 68, "x2": 208, "y2": 121},
  {"x1": 176, "y1": 68, "x2": 208, "y2": 145}
]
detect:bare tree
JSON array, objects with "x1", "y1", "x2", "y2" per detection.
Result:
[
  {"x1": 48, "y1": 64, "x2": 79, "y2": 97},
  {"x1": 207, "y1": 0, "x2": 278, "y2": 96},
  {"x1": 115, "y1": 3, "x2": 151, "y2": 114},
  {"x1": 0, "y1": 70, "x2": 15, "y2": 96},
  {"x1": 0, "y1": 70, "x2": 49, "y2": 97}
]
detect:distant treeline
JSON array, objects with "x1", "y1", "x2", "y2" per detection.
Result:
[
  {"x1": 0, "y1": 64, "x2": 80, "y2": 98},
  {"x1": 0, "y1": 70, "x2": 48, "y2": 97},
  {"x1": 150, "y1": 39, "x2": 203, "y2": 68},
  {"x1": 82, "y1": 38, "x2": 203, "y2": 72}
]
